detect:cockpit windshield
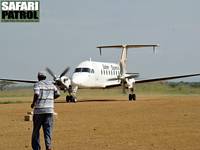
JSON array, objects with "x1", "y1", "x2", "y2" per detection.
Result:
[
  {"x1": 82, "y1": 68, "x2": 90, "y2": 72},
  {"x1": 74, "y1": 68, "x2": 94, "y2": 73}
]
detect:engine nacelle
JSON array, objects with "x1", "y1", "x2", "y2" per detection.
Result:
[
  {"x1": 60, "y1": 76, "x2": 71, "y2": 89},
  {"x1": 125, "y1": 78, "x2": 135, "y2": 89}
]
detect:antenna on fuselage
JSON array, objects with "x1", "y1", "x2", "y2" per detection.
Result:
[{"x1": 99, "y1": 48, "x2": 102, "y2": 56}]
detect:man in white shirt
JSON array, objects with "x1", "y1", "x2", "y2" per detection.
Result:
[{"x1": 31, "y1": 71, "x2": 60, "y2": 150}]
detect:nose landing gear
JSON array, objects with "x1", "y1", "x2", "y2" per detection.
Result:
[{"x1": 66, "y1": 95, "x2": 77, "y2": 103}]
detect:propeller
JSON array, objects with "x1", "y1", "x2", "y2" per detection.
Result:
[{"x1": 46, "y1": 67, "x2": 70, "y2": 86}]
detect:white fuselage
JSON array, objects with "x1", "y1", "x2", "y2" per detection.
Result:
[{"x1": 72, "y1": 60, "x2": 121, "y2": 88}]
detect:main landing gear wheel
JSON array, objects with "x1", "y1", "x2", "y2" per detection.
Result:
[
  {"x1": 66, "y1": 95, "x2": 76, "y2": 103},
  {"x1": 128, "y1": 94, "x2": 136, "y2": 101}
]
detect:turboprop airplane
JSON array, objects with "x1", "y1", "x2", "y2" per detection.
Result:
[
  {"x1": 67, "y1": 44, "x2": 200, "y2": 102},
  {"x1": 1, "y1": 44, "x2": 200, "y2": 102}
]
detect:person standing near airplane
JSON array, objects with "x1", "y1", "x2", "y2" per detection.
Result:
[{"x1": 31, "y1": 71, "x2": 60, "y2": 150}]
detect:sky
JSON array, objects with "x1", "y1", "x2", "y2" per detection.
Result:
[{"x1": 0, "y1": 0, "x2": 200, "y2": 82}]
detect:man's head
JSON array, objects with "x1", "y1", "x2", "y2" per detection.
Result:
[{"x1": 37, "y1": 71, "x2": 46, "y2": 81}]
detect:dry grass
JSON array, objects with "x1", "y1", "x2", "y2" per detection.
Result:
[{"x1": 0, "y1": 95, "x2": 200, "y2": 150}]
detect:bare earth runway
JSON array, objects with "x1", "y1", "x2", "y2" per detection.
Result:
[{"x1": 0, "y1": 95, "x2": 200, "y2": 150}]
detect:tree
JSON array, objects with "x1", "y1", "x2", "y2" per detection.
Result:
[{"x1": 0, "y1": 81, "x2": 16, "y2": 91}]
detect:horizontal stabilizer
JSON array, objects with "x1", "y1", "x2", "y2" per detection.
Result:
[
  {"x1": 97, "y1": 44, "x2": 159, "y2": 55},
  {"x1": 97, "y1": 44, "x2": 159, "y2": 49}
]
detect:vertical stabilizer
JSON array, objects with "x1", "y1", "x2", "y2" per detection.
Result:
[{"x1": 120, "y1": 45, "x2": 128, "y2": 75}]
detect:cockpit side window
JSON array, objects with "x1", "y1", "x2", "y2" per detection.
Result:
[{"x1": 91, "y1": 69, "x2": 94, "y2": 73}]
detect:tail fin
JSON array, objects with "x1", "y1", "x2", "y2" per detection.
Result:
[{"x1": 97, "y1": 44, "x2": 159, "y2": 75}]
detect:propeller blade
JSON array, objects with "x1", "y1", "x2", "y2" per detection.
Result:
[
  {"x1": 46, "y1": 67, "x2": 56, "y2": 80},
  {"x1": 59, "y1": 67, "x2": 70, "y2": 77}
]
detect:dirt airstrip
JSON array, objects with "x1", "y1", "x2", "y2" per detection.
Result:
[{"x1": 0, "y1": 95, "x2": 200, "y2": 150}]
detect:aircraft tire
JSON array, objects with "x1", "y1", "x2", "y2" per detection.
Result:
[
  {"x1": 66, "y1": 96, "x2": 70, "y2": 103},
  {"x1": 132, "y1": 94, "x2": 136, "y2": 101},
  {"x1": 70, "y1": 96, "x2": 76, "y2": 103},
  {"x1": 129, "y1": 94, "x2": 132, "y2": 101}
]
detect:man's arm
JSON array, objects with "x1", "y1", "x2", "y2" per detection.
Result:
[
  {"x1": 54, "y1": 90, "x2": 60, "y2": 99},
  {"x1": 54, "y1": 85, "x2": 60, "y2": 99},
  {"x1": 31, "y1": 94, "x2": 39, "y2": 108}
]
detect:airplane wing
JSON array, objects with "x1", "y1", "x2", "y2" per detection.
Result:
[
  {"x1": 126, "y1": 73, "x2": 140, "y2": 78},
  {"x1": 107, "y1": 73, "x2": 138, "y2": 81},
  {"x1": 0, "y1": 79, "x2": 37, "y2": 83},
  {"x1": 135, "y1": 73, "x2": 200, "y2": 84}
]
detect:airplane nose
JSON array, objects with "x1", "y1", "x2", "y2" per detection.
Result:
[
  {"x1": 72, "y1": 74, "x2": 88, "y2": 86},
  {"x1": 72, "y1": 76, "x2": 80, "y2": 85}
]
